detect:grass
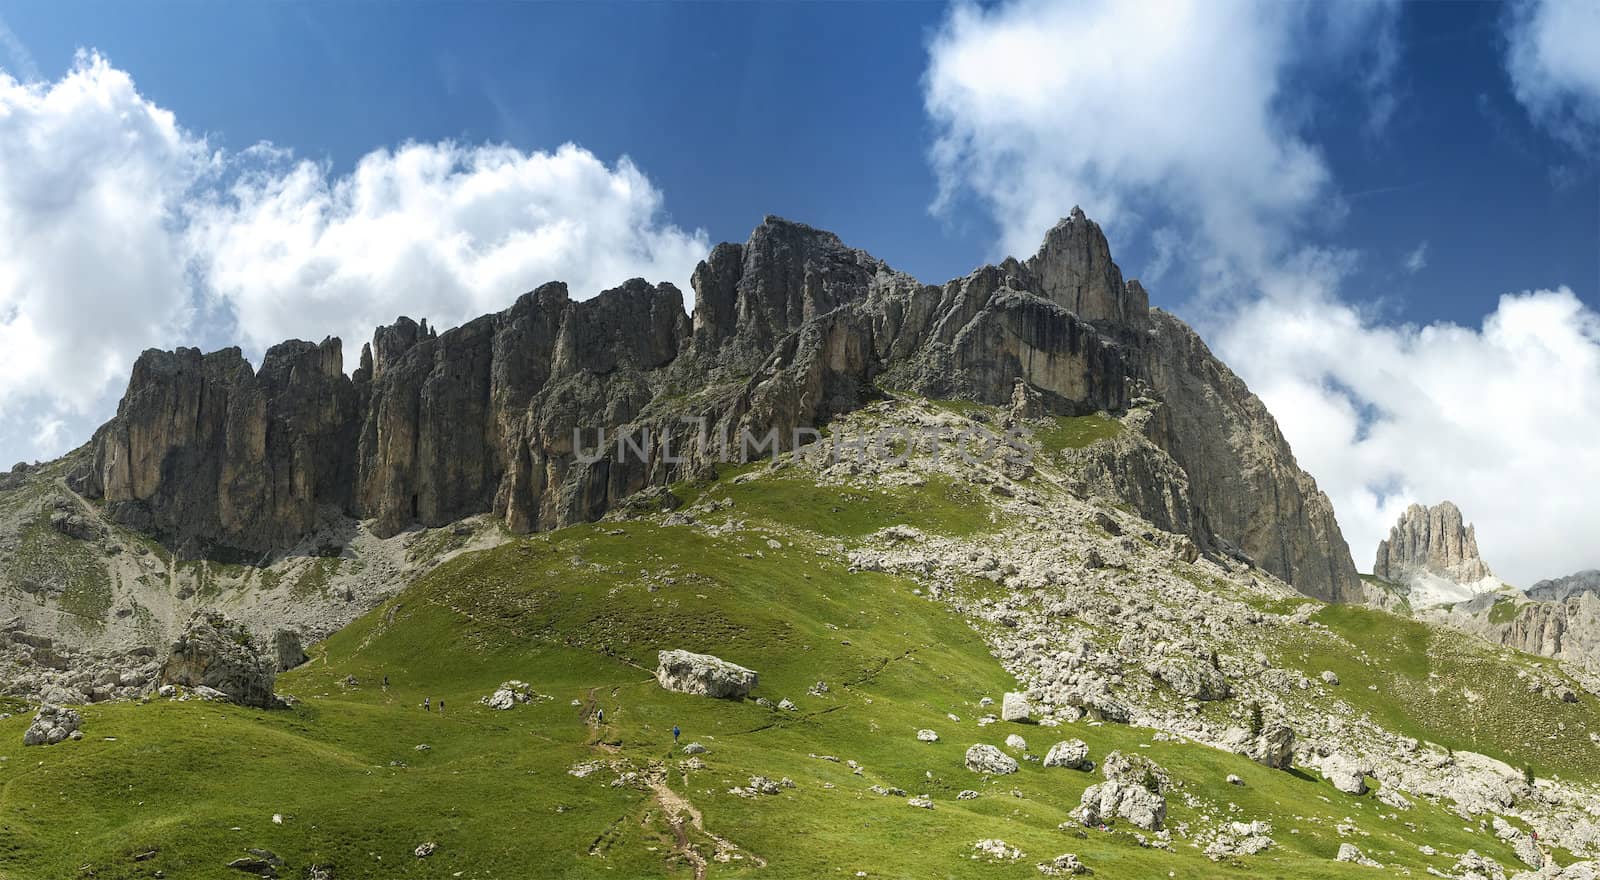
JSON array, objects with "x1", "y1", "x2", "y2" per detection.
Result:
[
  {"x1": 0, "y1": 454, "x2": 1584, "y2": 879},
  {"x1": 1487, "y1": 597, "x2": 1520, "y2": 625},
  {"x1": 10, "y1": 510, "x2": 113, "y2": 624},
  {"x1": 1272, "y1": 603, "x2": 1600, "y2": 781},
  {"x1": 1031, "y1": 414, "x2": 1124, "y2": 455}
]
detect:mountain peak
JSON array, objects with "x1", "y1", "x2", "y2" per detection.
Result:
[{"x1": 1374, "y1": 500, "x2": 1494, "y2": 586}]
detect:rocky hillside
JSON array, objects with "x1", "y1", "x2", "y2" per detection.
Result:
[
  {"x1": 1, "y1": 399, "x2": 1596, "y2": 879},
  {"x1": 23, "y1": 210, "x2": 1585, "y2": 878},
  {"x1": 1366, "y1": 509, "x2": 1600, "y2": 697},
  {"x1": 54, "y1": 208, "x2": 1359, "y2": 603}
]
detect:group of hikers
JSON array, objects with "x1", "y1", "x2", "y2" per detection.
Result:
[{"x1": 387, "y1": 673, "x2": 688, "y2": 747}]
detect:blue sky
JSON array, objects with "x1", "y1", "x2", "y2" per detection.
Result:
[
  {"x1": 1, "y1": 0, "x2": 1598, "y2": 584},
  {"x1": 7, "y1": 1, "x2": 1590, "y2": 317}
]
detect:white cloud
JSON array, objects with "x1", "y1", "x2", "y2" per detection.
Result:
[
  {"x1": 924, "y1": 0, "x2": 1398, "y2": 286},
  {"x1": 0, "y1": 53, "x2": 707, "y2": 469},
  {"x1": 1506, "y1": 0, "x2": 1600, "y2": 151},
  {"x1": 0, "y1": 53, "x2": 208, "y2": 465},
  {"x1": 1215, "y1": 277, "x2": 1600, "y2": 588},
  {"x1": 188, "y1": 142, "x2": 709, "y2": 357},
  {"x1": 924, "y1": 0, "x2": 1600, "y2": 586},
  {"x1": 1404, "y1": 241, "x2": 1429, "y2": 274}
]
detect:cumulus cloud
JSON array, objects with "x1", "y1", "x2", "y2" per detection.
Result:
[
  {"x1": 1216, "y1": 279, "x2": 1600, "y2": 588},
  {"x1": 0, "y1": 53, "x2": 706, "y2": 469},
  {"x1": 187, "y1": 142, "x2": 709, "y2": 357},
  {"x1": 924, "y1": 0, "x2": 1398, "y2": 285},
  {"x1": 0, "y1": 53, "x2": 209, "y2": 465},
  {"x1": 1505, "y1": 0, "x2": 1600, "y2": 151},
  {"x1": 924, "y1": 0, "x2": 1599, "y2": 584}
]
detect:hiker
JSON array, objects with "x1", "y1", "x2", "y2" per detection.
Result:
[
  {"x1": 382, "y1": 675, "x2": 389, "y2": 690},
  {"x1": 423, "y1": 697, "x2": 430, "y2": 712},
  {"x1": 596, "y1": 707, "x2": 604, "y2": 724},
  {"x1": 439, "y1": 699, "x2": 445, "y2": 715},
  {"x1": 672, "y1": 725, "x2": 680, "y2": 744}
]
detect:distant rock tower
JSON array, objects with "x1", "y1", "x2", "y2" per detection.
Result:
[{"x1": 1374, "y1": 501, "x2": 1493, "y2": 584}]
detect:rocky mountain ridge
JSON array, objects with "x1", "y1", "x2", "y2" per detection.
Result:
[
  {"x1": 1530, "y1": 570, "x2": 1600, "y2": 603},
  {"x1": 48, "y1": 208, "x2": 1361, "y2": 604}
]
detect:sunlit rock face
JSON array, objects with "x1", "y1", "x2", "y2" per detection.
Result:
[{"x1": 69, "y1": 210, "x2": 1360, "y2": 603}]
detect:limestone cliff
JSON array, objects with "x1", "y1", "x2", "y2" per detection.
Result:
[
  {"x1": 1374, "y1": 501, "x2": 1493, "y2": 584},
  {"x1": 67, "y1": 210, "x2": 1360, "y2": 602}
]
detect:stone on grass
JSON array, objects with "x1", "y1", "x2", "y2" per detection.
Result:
[
  {"x1": 1037, "y1": 853, "x2": 1091, "y2": 875},
  {"x1": 916, "y1": 729, "x2": 939, "y2": 742},
  {"x1": 1243, "y1": 724, "x2": 1295, "y2": 769},
  {"x1": 1001, "y1": 692, "x2": 1032, "y2": 722},
  {"x1": 965, "y1": 743, "x2": 1019, "y2": 775},
  {"x1": 22, "y1": 704, "x2": 81, "y2": 746},
  {"x1": 1335, "y1": 843, "x2": 1381, "y2": 867},
  {"x1": 1321, "y1": 754, "x2": 1369, "y2": 795},
  {"x1": 1043, "y1": 739, "x2": 1090, "y2": 770},
  {"x1": 656, "y1": 649, "x2": 758, "y2": 700}
]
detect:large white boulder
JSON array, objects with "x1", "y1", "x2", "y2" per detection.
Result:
[
  {"x1": 656, "y1": 650, "x2": 758, "y2": 700},
  {"x1": 1043, "y1": 739, "x2": 1090, "y2": 770},
  {"x1": 964, "y1": 743, "x2": 1019, "y2": 775},
  {"x1": 1001, "y1": 691, "x2": 1032, "y2": 722}
]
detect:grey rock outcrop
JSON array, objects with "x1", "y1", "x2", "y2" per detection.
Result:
[
  {"x1": 1374, "y1": 501, "x2": 1492, "y2": 584},
  {"x1": 1043, "y1": 739, "x2": 1090, "y2": 770},
  {"x1": 1076, "y1": 755, "x2": 1168, "y2": 830},
  {"x1": 69, "y1": 211, "x2": 1360, "y2": 604},
  {"x1": 655, "y1": 649, "x2": 757, "y2": 700},
  {"x1": 964, "y1": 743, "x2": 1020, "y2": 775},
  {"x1": 1244, "y1": 724, "x2": 1296, "y2": 769},
  {"x1": 272, "y1": 629, "x2": 307, "y2": 672},
  {"x1": 22, "y1": 704, "x2": 81, "y2": 745},
  {"x1": 159, "y1": 611, "x2": 277, "y2": 708},
  {"x1": 1148, "y1": 655, "x2": 1231, "y2": 700},
  {"x1": 1528, "y1": 570, "x2": 1600, "y2": 603}
]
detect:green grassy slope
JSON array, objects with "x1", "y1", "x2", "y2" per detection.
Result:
[{"x1": 0, "y1": 426, "x2": 1588, "y2": 879}]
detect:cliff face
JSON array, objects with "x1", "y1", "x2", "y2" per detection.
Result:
[
  {"x1": 1374, "y1": 501, "x2": 1493, "y2": 585},
  {"x1": 1140, "y1": 311, "x2": 1361, "y2": 603},
  {"x1": 69, "y1": 209, "x2": 1361, "y2": 601}
]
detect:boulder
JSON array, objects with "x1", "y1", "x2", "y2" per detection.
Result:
[
  {"x1": 22, "y1": 704, "x2": 81, "y2": 746},
  {"x1": 1148, "y1": 656, "x2": 1231, "y2": 700},
  {"x1": 1075, "y1": 780, "x2": 1165, "y2": 830},
  {"x1": 1037, "y1": 853, "x2": 1091, "y2": 876},
  {"x1": 1321, "y1": 754, "x2": 1369, "y2": 795},
  {"x1": 916, "y1": 729, "x2": 939, "y2": 743},
  {"x1": 1001, "y1": 691, "x2": 1032, "y2": 722},
  {"x1": 1335, "y1": 843, "x2": 1381, "y2": 867},
  {"x1": 655, "y1": 650, "x2": 757, "y2": 700},
  {"x1": 159, "y1": 611, "x2": 277, "y2": 708},
  {"x1": 965, "y1": 743, "x2": 1019, "y2": 775},
  {"x1": 1004, "y1": 733, "x2": 1028, "y2": 751},
  {"x1": 1243, "y1": 724, "x2": 1295, "y2": 769},
  {"x1": 272, "y1": 630, "x2": 308, "y2": 672},
  {"x1": 1043, "y1": 739, "x2": 1090, "y2": 770},
  {"x1": 481, "y1": 680, "x2": 537, "y2": 710}
]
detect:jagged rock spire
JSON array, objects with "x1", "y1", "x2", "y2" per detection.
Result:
[{"x1": 1374, "y1": 501, "x2": 1493, "y2": 584}]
